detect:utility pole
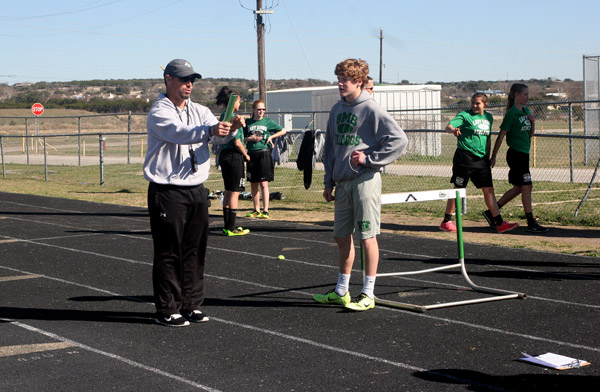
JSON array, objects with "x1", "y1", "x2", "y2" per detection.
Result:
[
  {"x1": 379, "y1": 28, "x2": 383, "y2": 84},
  {"x1": 254, "y1": 1, "x2": 273, "y2": 102}
]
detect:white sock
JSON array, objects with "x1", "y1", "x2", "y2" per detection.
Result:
[
  {"x1": 362, "y1": 275, "x2": 376, "y2": 299},
  {"x1": 335, "y1": 273, "x2": 351, "y2": 296}
]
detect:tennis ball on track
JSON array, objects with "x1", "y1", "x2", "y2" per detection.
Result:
[{"x1": 277, "y1": 255, "x2": 285, "y2": 260}]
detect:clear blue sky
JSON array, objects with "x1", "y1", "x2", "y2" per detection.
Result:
[{"x1": 1, "y1": 0, "x2": 598, "y2": 85}]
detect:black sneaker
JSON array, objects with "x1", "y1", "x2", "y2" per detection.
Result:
[
  {"x1": 155, "y1": 314, "x2": 190, "y2": 327},
  {"x1": 482, "y1": 210, "x2": 496, "y2": 228},
  {"x1": 527, "y1": 222, "x2": 548, "y2": 233},
  {"x1": 185, "y1": 310, "x2": 209, "y2": 323}
]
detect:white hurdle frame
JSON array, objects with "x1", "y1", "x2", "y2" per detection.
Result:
[{"x1": 365, "y1": 188, "x2": 526, "y2": 312}]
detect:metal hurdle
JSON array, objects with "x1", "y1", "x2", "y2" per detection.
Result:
[{"x1": 366, "y1": 188, "x2": 526, "y2": 312}]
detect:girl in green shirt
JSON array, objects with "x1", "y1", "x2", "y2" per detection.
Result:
[
  {"x1": 440, "y1": 93, "x2": 517, "y2": 233},
  {"x1": 216, "y1": 86, "x2": 250, "y2": 236},
  {"x1": 489, "y1": 83, "x2": 548, "y2": 233},
  {"x1": 244, "y1": 100, "x2": 287, "y2": 218}
]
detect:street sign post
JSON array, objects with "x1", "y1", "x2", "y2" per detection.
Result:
[
  {"x1": 31, "y1": 103, "x2": 44, "y2": 153},
  {"x1": 31, "y1": 103, "x2": 44, "y2": 116}
]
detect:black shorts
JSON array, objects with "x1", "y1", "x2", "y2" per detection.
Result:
[
  {"x1": 506, "y1": 148, "x2": 532, "y2": 186},
  {"x1": 450, "y1": 149, "x2": 493, "y2": 188},
  {"x1": 247, "y1": 149, "x2": 274, "y2": 183},
  {"x1": 220, "y1": 149, "x2": 246, "y2": 191}
]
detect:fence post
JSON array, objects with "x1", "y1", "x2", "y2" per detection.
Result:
[
  {"x1": 1, "y1": 136, "x2": 5, "y2": 179},
  {"x1": 99, "y1": 134, "x2": 105, "y2": 185},
  {"x1": 43, "y1": 136, "x2": 48, "y2": 181},
  {"x1": 569, "y1": 103, "x2": 574, "y2": 183},
  {"x1": 127, "y1": 111, "x2": 132, "y2": 164},
  {"x1": 78, "y1": 116, "x2": 82, "y2": 166},
  {"x1": 25, "y1": 118, "x2": 30, "y2": 165}
]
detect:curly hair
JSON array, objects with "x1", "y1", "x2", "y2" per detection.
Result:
[
  {"x1": 215, "y1": 86, "x2": 238, "y2": 107},
  {"x1": 334, "y1": 58, "x2": 369, "y2": 87}
]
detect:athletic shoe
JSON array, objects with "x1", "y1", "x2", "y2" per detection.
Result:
[
  {"x1": 496, "y1": 221, "x2": 519, "y2": 233},
  {"x1": 344, "y1": 293, "x2": 375, "y2": 311},
  {"x1": 313, "y1": 289, "x2": 351, "y2": 306},
  {"x1": 155, "y1": 314, "x2": 190, "y2": 327},
  {"x1": 246, "y1": 210, "x2": 262, "y2": 218},
  {"x1": 439, "y1": 220, "x2": 457, "y2": 232},
  {"x1": 527, "y1": 222, "x2": 549, "y2": 233},
  {"x1": 222, "y1": 227, "x2": 250, "y2": 236},
  {"x1": 185, "y1": 310, "x2": 209, "y2": 323},
  {"x1": 482, "y1": 210, "x2": 496, "y2": 228},
  {"x1": 259, "y1": 211, "x2": 270, "y2": 219}
]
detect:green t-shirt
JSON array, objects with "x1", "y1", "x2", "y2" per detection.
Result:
[
  {"x1": 500, "y1": 106, "x2": 532, "y2": 154},
  {"x1": 219, "y1": 111, "x2": 244, "y2": 150},
  {"x1": 448, "y1": 110, "x2": 493, "y2": 158},
  {"x1": 244, "y1": 117, "x2": 283, "y2": 151}
]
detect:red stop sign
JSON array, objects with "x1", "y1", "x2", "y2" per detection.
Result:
[{"x1": 31, "y1": 103, "x2": 44, "y2": 116}]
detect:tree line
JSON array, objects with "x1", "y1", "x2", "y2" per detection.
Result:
[{"x1": 0, "y1": 96, "x2": 152, "y2": 113}]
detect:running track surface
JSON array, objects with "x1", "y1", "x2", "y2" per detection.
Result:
[{"x1": 0, "y1": 192, "x2": 598, "y2": 391}]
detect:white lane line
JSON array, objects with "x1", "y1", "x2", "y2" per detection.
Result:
[
  {"x1": 209, "y1": 317, "x2": 510, "y2": 392},
  {"x1": 0, "y1": 234, "x2": 151, "y2": 266},
  {"x1": 0, "y1": 201, "x2": 148, "y2": 224},
  {"x1": 1, "y1": 320, "x2": 220, "y2": 392},
  {"x1": 0, "y1": 267, "x2": 512, "y2": 392},
  {"x1": 0, "y1": 232, "x2": 104, "y2": 243},
  {"x1": 0, "y1": 265, "x2": 147, "y2": 298},
  {"x1": 0, "y1": 342, "x2": 75, "y2": 357},
  {"x1": 1, "y1": 223, "x2": 599, "y2": 310},
  {"x1": 0, "y1": 215, "x2": 148, "y2": 234},
  {"x1": 0, "y1": 275, "x2": 40, "y2": 282},
  {"x1": 0, "y1": 239, "x2": 20, "y2": 244},
  {"x1": 3, "y1": 202, "x2": 597, "y2": 261},
  {"x1": 3, "y1": 264, "x2": 599, "y2": 355}
]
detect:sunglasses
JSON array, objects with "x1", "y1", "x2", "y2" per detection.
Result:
[
  {"x1": 256, "y1": 108, "x2": 266, "y2": 111},
  {"x1": 177, "y1": 76, "x2": 196, "y2": 84}
]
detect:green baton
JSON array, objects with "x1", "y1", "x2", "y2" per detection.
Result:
[{"x1": 223, "y1": 93, "x2": 238, "y2": 122}]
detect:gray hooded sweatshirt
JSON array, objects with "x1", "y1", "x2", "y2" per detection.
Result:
[
  {"x1": 144, "y1": 94, "x2": 233, "y2": 186},
  {"x1": 323, "y1": 90, "x2": 408, "y2": 189}
]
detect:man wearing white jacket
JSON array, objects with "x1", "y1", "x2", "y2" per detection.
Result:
[{"x1": 144, "y1": 59, "x2": 244, "y2": 327}]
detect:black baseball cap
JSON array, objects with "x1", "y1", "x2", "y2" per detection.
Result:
[{"x1": 163, "y1": 59, "x2": 202, "y2": 80}]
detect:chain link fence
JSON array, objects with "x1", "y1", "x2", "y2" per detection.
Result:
[{"x1": 1, "y1": 100, "x2": 599, "y2": 225}]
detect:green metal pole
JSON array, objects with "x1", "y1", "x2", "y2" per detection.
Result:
[{"x1": 455, "y1": 190, "x2": 465, "y2": 260}]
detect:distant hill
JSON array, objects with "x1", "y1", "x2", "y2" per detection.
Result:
[
  {"x1": 0, "y1": 77, "x2": 582, "y2": 113},
  {"x1": 0, "y1": 78, "x2": 334, "y2": 113}
]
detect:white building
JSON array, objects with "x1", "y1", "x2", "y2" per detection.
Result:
[{"x1": 258, "y1": 84, "x2": 443, "y2": 156}]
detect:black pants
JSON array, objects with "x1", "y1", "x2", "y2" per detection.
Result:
[{"x1": 148, "y1": 182, "x2": 209, "y2": 317}]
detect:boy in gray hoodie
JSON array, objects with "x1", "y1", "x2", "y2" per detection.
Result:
[{"x1": 313, "y1": 59, "x2": 408, "y2": 311}]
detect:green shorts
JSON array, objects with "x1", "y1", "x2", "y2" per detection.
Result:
[{"x1": 333, "y1": 171, "x2": 381, "y2": 240}]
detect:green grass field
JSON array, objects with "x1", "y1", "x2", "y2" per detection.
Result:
[{"x1": 1, "y1": 163, "x2": 598, "y2": 227}]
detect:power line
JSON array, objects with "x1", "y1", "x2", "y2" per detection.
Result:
[
  {"x1": 281, "y1": 0, "x2": 315, "y2": 79},
  {"x1": 0, "y1": 0, "x2": 121, "y2": 20}
]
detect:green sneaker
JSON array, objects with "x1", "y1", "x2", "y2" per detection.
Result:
[
  {"x1": 312, "y1": 289, "x2": 350, "y2": 306},
  {"x1": 259, "y1": 211, "x2": 270, "y2": 219},
  {"x1": 246, "y1": 210, "x2": 262, "y2": 218},
  {"x1": 222, "y1": 227, "x2": 250, "y2": 236},
  {"x1": 344, "y1": 293, "x2": 375, "y2": 311}
]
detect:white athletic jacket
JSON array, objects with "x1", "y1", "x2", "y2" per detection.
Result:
[{"x1": 143, "y1": 94, "x2": 233, "y2": 186}]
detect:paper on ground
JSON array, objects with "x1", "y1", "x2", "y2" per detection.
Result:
[{"x1": 520, "y1": 352, "x2": 591, "y2": 370}]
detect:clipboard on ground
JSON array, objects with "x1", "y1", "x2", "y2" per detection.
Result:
[{"x1": 519, "y1": 352, "x2": 590, "y2": 370}]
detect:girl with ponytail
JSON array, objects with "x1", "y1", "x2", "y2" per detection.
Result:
[{"x1": 488, "y1": 83, "x2": 548, "y2": 233}]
